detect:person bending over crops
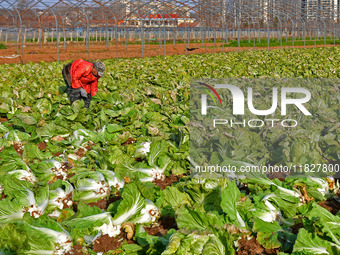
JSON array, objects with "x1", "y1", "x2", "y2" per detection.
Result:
[{"x1": 62, "y1": 59, "x2": 105, "y2": 108}]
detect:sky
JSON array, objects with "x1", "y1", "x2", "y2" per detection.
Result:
[{"x1": 2, "y1": 1, "x2": 81, "y2": 9}]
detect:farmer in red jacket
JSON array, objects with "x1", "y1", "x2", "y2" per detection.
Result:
[{"x1": 62, "y1": 59, "x2": 105, "y2": 108}]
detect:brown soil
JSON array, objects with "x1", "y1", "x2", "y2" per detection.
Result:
[
  {"x1": 1, "y1": 194, "x2": 6, "y2": 200},
  {"x1": 144, "y1": 224, "x2": 167, "y2": 237},
  {"x1": 86, "y1": 198, "x2": 108, "y2": 210},
  {"x1": 13, "y1": 142, "x2": 23, "y2": 157},
  {"x1": 121, "y1": 137, "x2": 137, "y2": 147},
  {"x1": 85, "y1": 192, "x2": 121, "y2": 210},
  {"x1": 37, "y1": 142, "x2": 47, "y2": 151},
  {"x1": 239, "y1": 184, "x2": 251, "y2": 195},
  {"x1": 1, "y1": 42, "x2": 338, "y2": 65},
  {"x1": 134, "y1": 157, "x2": 146, "y2": 162},
  {"x1": 67, "y1": 172, "x2": 76, "y2": 179},
  {"x1": 76, "y1": 148, "x2": 86, "y2": 157},
  {"x1": 160, "y1": 215, "x2": 178, "y2": 230},
  {"x1": 144, "y1": 215, "x2": 178, "y2": 237},
  {"x1": 318, "y1": 199, "x2": 340, "y2": 215},
  {"x1": 72, "y1": 201, "x2": 79, "y2": 212},
  {"x1": 53, "y1": 152, "x2": 63, "y2": 157},
  {"x1": 48, "y1": 175, "x2": 64, "y2": 184},
  {"x1": 108, "y1": 193, "x2": 122, "y2": 205},
  {"x1": 92, "y1": 232, "x2": 135, "y2": 253},
  {"x1": 266, "y1": 171, "x2": 290, "y2": 181},
  {"x1": 63, "y1": 161, "x2": 74, "y2": 170},
  {"x1": 236, "y1": 236, "x2": 279, "y2": 255},
  {"x1": 153, "y1": 174, "x2": 181, "y2": 190},
  {"x1": 65, "y1": 245, "x2": 87, "y2": 255},
  {"x1": 84, "y1": 142, "x2": 96, "y2": 150},
  {"x1": 290, "y1": 222, "x2": 304, "y2": 235},
  {"x1": 61, "y1": 192, "x2": 74, "y2": 209},
  {"x1": 0, "y1": 117, "x2": 8, "y2": 122}
]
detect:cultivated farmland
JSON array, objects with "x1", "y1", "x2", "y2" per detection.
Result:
[{"x1": 0, "y1": 47, "x2": 339, "y2": 254}]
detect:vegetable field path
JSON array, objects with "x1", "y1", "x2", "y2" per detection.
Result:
[{"x1": 0, "y1": 42, "x2": 339, "y2": 64}]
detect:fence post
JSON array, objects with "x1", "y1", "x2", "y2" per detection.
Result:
[
  {"x1": 106, "y1": 20, "x2": 109, "y2": 50},
  {"x1": 24, "y1": 28, "x2": 27, "y2": 43},
  {"x1": 16, "y1": 28, "x2": 20, "y2": 54},
  {"x1": 63, "y1": 26, "x2": 66, "y2": 51}
]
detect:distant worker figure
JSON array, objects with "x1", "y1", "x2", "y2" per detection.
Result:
[{"x1": 62, "y1": 59, "x2": 105, "y2": 108}]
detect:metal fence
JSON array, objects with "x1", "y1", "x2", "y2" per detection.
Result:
[{"x1": 0, "y1": 0, "x2": 339, "y2": 63}]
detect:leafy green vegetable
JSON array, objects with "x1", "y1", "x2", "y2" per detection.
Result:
[{"x1": 0, "y1": 47, "x2": 339, "y2": 254}]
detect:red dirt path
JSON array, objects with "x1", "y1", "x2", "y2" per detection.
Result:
[{"x1": 0, "y1": 41, "x2": 338, "y2": 64}]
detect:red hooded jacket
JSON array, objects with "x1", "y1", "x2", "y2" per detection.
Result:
[{"x1": 70, "y1": 59, "x2": 99, "y2": 96}]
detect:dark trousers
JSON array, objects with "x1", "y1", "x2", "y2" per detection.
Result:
[{"x1": 62, "y1": 62, "x2": 92, "y2": 108}]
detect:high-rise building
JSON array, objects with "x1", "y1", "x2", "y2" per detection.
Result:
[
  {"x1": 228, "y1": 0, "x2": 339, "y2": 22},
  {"x1": 198, "y1": 0, "x2": 231, "y2": 26},
  {"x1": 301, "y1": 0, "x2": 338, "y2": 21}
]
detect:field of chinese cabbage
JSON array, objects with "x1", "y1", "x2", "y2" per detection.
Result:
[{"x1": 0, "y1": 47, "x2": 339, "y2": 255}]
